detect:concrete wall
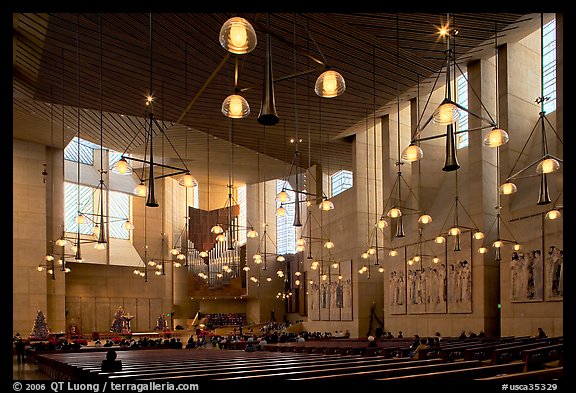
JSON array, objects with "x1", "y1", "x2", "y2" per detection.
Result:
[{"x1": 13, "y1": 139, "x2": 50, "y2": 335}]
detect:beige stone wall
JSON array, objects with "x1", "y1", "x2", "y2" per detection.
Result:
[
  {"x1": 65, "y1": 263, "x2": 172, "y2": 333},
  {"x1": 13, "y1": 139, "x2": 49, "y2": 336}
]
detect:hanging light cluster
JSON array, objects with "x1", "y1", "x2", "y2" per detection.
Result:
[{"x1": 219, "y1": 15, "x2": 346, "y2": 124}]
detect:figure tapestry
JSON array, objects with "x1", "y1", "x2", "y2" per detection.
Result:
[
  {"x1": 389, "y1": 269, "x2": 406, "y2": 315},
  {"x1": 544, "y1": 245, "x2": 563, "y2": 301},
  {"x1": 511, "y1": 249, "x2": 544, "y2": 302}
]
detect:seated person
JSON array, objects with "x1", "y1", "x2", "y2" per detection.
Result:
[
  {"x1": 101, "y1": 349, "x2": 122, "y2": 372},
  {"x1": 244, "y1": 337, "x2": 256, "y2": 352},
  {"x1": 412, "y1": 338, "x2": 430, "y2": 360},
  {"x1": 367, "y1": 335, "x2": 377, "y2": 348},
  {"x1": 537, "y1": 328, "x2": 547, "y2": 338}
]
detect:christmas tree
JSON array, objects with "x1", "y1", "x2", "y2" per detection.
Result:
[
  {"x1": 29, "y1": 310, "x2": 50, "y2": 340},
  {"x1": 110, "y1": 306, "x2": 126, "y2": 333}
]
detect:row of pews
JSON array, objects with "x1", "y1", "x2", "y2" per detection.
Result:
[{"x1": 29, "y1": 336, "x2": 563, "y2": 383}]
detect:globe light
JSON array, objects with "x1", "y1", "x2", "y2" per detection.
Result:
[
  {"x1": 536, "y1": 158, "x2": 560, "y2": 174},
  {"x1": 148, "y1": 260, "x2": 156, "y2": 266},
  {"x1": 219, "y1": 17, "x2": 257, "y2": 54},
  {"x1": 483, "y1": 127, "x2": 509, "y2": 147},
  {"x1": 389, "y1": 250, "x2": 398, "y2": 257},
  {"x1": 418, "y1": 214, "x2": 432, "y2": 225},
  {"x1": 276, "y1": 206, "x2": 286, "y2": 217},
  {"x1": 295, "y1": 271, "x2": 301, "y2": 276},
  {"x1": 387, "y1": 207, "x2": 402, "y2": 218},
  {"x1": 178, "y1": 173, "x2": 198, "y2": 188},
  {"x1": 377, "y1": 217, "x2": 388, "y2": 229},
  {"x1": 332, "y1": 262, "x2": 339, "y2": 269},
  {"x1": 114, "y1": 157, "x2": 132, "y2": 175},
  {"x1": 433, "y1": 257, "x2": 440, "y2": 263},
  {"x1": 473, "y1": 231, "x2": 485, "y2": 240},
  {"x1": 435, "y1": 236, "x2": 446, "y2": 244},
  {"x1": 500, "y1": 182, "x2": 518, "y2": 195},
  {"x1": 134, "y1": 182, "x2": 147, "y2": 197},
  {"x1": 199, "y1": 251, "x2": 208, "y2": 258},
  {"x1": 123, "y1": 220, "x2": 135, "y2": 230},
  {"x1": 174, "y1": 262, "x2": 181, "y2": 268},
  {"x1": 545, "y1": 209, "x2": 561, "y2": 220},
  {"x1": 478, "y1": 246, "x2": 488, "y2": 254},
  {"x1": 413, "y1": 255, "x2": 421, "y2": 262},
  {"x1": 276, "y1": 255, "x2": 285, "y2": 262},
  {"x1": 324, "y1": 241, "x2": 335, "y2": 249},
  {"x1": 246, "y1": 228, "x2": 259, "y2": 238},
  {"x1": 75, "y1": 214, "x2": 85, "y2": 224},
  {"x1": 296, "y1": 245, "x2": 306, "y2": 252},
  {"x1": 276, "y1": 190, "x2": 290, "y2": 203},
  {"x1": 514, "y1": 243, "x2": 521, "y2": 251},
  {"x1": 378, "y1": 267, "x2": 385, "y2": 273},
  {"x1": 55, "y1": 238, "x2": 67, "y2": 247},
  {"x1": 37, "y1": 266, "x2": 44, "y2": 272},
  {"x1": 315, "y1": 70, "x2": 346, "y2": 98},
  {"x1": 296, "y1": 238, "x2": 306, "y2": 246},
  {"x1": 221, "y1": 94, "x2": 250, "y2": 118},
  {"x1": 402, "y1": 144, "x2": 424, "y2": 162},
  {"x1": 367, "y1": 247, "x2": 376, "y2": 255},
  {"x1": 448, "y1": 227, "x2": 461, "y2": 236},
  {"x1": 361, "y1": 252, "x2": 369, "y2": 259},
  {"x1": 211, "y1": 224, "x2": 223, "y2": 234},
  {"x1": 216, "y1": 234, "x2": 226, "y2": 242},
  {"x1": 319, "y1": 199, "x2": 335, "y2": 211},
  {"x1": 177, "y1": 253, "x2": 186, "y2": 260},
  {"x1": 493, "y1": 240, "x2": 503, "y2": 248},
  {"x1": 433, "y1": 101, "x2": 460, "y2": 125},
  {"x1": 170, "y1": 248, "x2": 180, "y2": 256}
]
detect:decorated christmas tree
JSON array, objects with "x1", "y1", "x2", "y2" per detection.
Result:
[
  {"x1": 29, "y1": 310, "x2": 50, "y2": 340},
  {"x1": 110, "y1": 306, "x2": 126, "y2": 333}
]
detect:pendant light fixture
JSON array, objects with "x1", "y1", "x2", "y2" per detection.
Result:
[
  {"x1": 219, "y1": 16, "x2": 257, "y2": 55},
  {"x1": 257, "y1": 14, "x2": 279, "y2": 126},
  {"x1": 94, "y1": 13, "x2": 107, "y2": 250},
  {"x1": 402, "y1": 13, "x2": 503, "y2": 171},
  {"x1": 500, "y1": 14, "x2": 562, "y2": 206}
]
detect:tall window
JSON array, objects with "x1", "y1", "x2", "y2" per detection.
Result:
[
  {"x1": 331, "y1": 170, "x2": 353, "y2": 197},
  {"x1": 237, "y1": 185, "x2": 246, "y2": 246},
  {"x1": 542, "y1": 18, "x2": 556, "y2": 114},
  {"x1": 456, "y1": 72, "x2": 469, "y2": 149},
  {"x1": 64, "y1": 136, "x2": 132, "y2": 241},
  {"x1": 64, "y1": 182, "x2": 94, "y2": 236},
  {"x1": 109, "y1": 190, "x2": 130, "y2": 240},
  {"x1": 64, "y1": 136, "x2": 98, "y2": 165},
  {"x1": 276, "y1": 180, "x2": 296, "y2": 255}
]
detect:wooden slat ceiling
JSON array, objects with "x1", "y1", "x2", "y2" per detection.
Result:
[{"x1": 13, "y1": 12, "x2": 542, "y2": 184}]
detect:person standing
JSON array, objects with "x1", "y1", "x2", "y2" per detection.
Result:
[{"x1": 15, "y1": 338, "x2": 26, "y2": 363}]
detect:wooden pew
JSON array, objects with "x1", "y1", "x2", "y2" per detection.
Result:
[
  {"x1": 98, "y1": 352, "x2": 386, "y2": 381},
  {"x1": 476, "y1": 366, "x2": 563, "y2": 381},
  {"x1": 521, "y1": 344, "x2": 563, "y2": 371},
  {"x1": 286, "y1": 360, "x2": 483, "y2": 381},
  {"x1": 215, "y1": 358, "x2": 444, "y2": 381},
  {"x1": 376, "y1": 362, "x2": 526, "y2": 381},
  {"x1": 491, "y1": 342, "x2": 550, "y2": 365}
]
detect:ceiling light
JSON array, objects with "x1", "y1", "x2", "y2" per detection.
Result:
[
  {"x1": 315, "y1": 70, "x2": 346, "y2": 98},
  {"x1": 178, "y1": 173, "x2": 198, "y2": 188},
  {"x1": 222, "y1": 94, "x2": 250, "y2": 118},
  {"x1": 483, "y1": 127, "x2": 509, "y2": 147},
  {"x1": 219, "y1": 17, "x2": 257, "y2": 55}
]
